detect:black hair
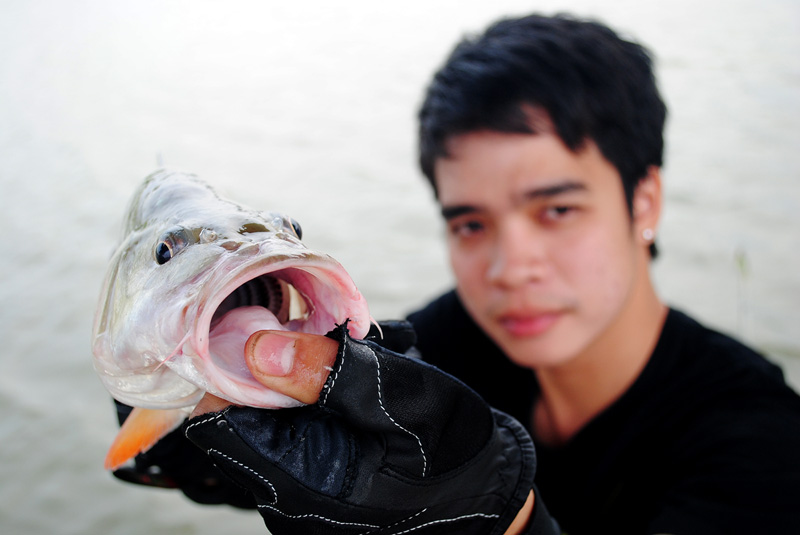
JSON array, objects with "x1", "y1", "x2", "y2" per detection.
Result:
[{"x1": 418, "y1": 14, "x2": 667, "y2": 255}]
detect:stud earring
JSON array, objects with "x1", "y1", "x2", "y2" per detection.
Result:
[{"x1": 642, "y1": 228, "x2": 655, "y2": 242}]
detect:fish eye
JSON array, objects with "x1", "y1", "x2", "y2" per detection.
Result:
[
  {"x1": 155, "y1": 242, "x2": 173, "y2": 264},
  {"x1": 154, "y1": 229, "x2": 192, "y2": 265},
  {"x1": 289, "y1": 219, "x2": 302, "y2": 240}
]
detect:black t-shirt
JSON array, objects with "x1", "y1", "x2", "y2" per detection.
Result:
[{"x1": 408, "y1": 290, "x2": 800, "y2": 535}]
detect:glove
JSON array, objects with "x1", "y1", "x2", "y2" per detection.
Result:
[{"x1": 184, "y1": 322, "x2": 537, "y2": 534}]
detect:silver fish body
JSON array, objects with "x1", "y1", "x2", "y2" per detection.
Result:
[{"x1": 92, "y1": 170, "x2": 371, "y2": 410}]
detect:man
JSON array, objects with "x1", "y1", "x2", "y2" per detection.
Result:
[
  {"x1": 120, "y1": 13, "x2": 800, "y2": 535},
  {"x1": 404, "y1": 14, "x2": 800, "y2": 533}
]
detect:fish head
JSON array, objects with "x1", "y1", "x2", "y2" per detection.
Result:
[{"x1": 92, "y1": 170, "x2": 371, "y2": 410}]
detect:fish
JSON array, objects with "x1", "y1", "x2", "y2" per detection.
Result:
[{"x1": 92, "y1": 169, "x2": 371, "y2": 469}]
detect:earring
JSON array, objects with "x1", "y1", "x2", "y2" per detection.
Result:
[{"x1": 642, "y1": 228, "x2": 655, "y2": 242}]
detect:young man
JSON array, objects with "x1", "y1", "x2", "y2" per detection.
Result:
[
  {"x1": 121, "y1": 13, "x2": 800, "y2": 535},
  {"x1": 405, "y1": 13, "x2": 800, "y2": 533}
]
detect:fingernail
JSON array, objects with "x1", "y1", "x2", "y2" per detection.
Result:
[{"x1": 249, "y1": 332, "x2": 296, "y2": 376}]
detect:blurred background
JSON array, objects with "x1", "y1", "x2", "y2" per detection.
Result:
[{"x1": 1, "y1": 0, "x2": 798, "y2": 533}]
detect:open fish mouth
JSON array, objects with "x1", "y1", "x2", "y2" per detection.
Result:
[
  {"x1": 182, "y1": 253, "x2": 370, "y2": 408},
  {"x1": 210, "y1": 272, "x2": 310, "y2": 329}
]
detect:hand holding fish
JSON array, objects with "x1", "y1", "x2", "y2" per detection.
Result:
[{"x1": 184, "y1": 323, "x2": 539, "y2": 535}]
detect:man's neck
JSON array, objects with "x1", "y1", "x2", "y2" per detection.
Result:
[{"x1": 532, "y1": 274, "x2": 667, "y2": 446}]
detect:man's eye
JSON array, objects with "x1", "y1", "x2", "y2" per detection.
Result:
[
  {"x1": 542, "y1": 206, "x2": 576, "y2": 221},
  {"x1": 450, "y1": 220, "x2": 485, "y2": 238}
]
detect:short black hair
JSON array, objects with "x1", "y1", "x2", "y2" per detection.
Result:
[{"x1": 418, "y1": 13, "x2": 667, "y2": 218}]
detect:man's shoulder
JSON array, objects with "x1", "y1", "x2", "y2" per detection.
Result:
[
  {"x1": 649, "y1": 311, "x2": 800, "y2": 532},
  {"x1": 583, "y1": 308, "x2": 800, "y2": 472},
  {"x1": 559, "y1": 309, "x2": 800, "y2": 533},
  {"x1": 650, "y1": 309, "x2": 800, "y2": 455},
  {"x1": 661, "y1": 308, "x2": 789, "y2": 391}
]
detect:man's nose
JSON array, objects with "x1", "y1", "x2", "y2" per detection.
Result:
[{"x1": 486, "y1": 221, "x2": 547, "y2": 288}]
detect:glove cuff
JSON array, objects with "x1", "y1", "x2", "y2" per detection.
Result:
[{"x1": 491, "y1": 409, "x2": 538, "y2": 535}]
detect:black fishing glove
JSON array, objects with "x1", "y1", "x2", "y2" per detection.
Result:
[{"x1": 185, "y1": 322, "x2": 549, "y2": 534}]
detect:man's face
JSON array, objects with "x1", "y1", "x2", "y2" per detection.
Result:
[{"x1": 435, "y1": 129, "x2": 653, "y2": 370}]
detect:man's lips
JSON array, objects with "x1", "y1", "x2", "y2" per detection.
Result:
[{"x1": 497, "y1": 310, "x2": 563, "y2": 337}]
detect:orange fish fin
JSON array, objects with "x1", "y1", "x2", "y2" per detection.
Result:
[{"x1": 104, "y1": 407, "x2": 188, "y2": 470}]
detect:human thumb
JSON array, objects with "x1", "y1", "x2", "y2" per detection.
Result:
[{"x1": 244, "y1": 330, "x2": 339, "y2": 404}]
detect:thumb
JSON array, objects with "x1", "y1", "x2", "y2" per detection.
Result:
[{"x1": 244, "y1": 330, "x2": 339, "y2": 404}]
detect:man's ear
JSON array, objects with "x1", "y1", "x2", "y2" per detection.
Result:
[{"x1": 632, "y1": 166, "x2": 662, "y2": 246}]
